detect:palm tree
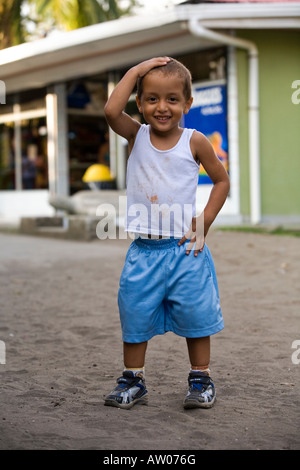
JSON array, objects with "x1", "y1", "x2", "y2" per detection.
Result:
[
  {"x1": 33, "y1": 0, "x2": 137, "y2": 31},
  {"x1": 0, "y1": 0, "x2": 138, "y2": 49},
  {"x1": 0, "y1": 0, "x2": 27, "y2": 49}
]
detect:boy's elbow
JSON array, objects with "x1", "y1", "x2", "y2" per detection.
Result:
[
  {"x1": 225, "y1": 176, "x2": 230, "y2": 196},
  {"x1": 217, "y1": 173, "x2": 230, "y2": 197},
  {"x1": 224, "y1": 171, "x2": 230, "y2": 188},
  {"x1": 104, "y1": 101, "x2": 113, "y2": 120},
  {"x1": 104, "y1": 102, "x2": 122, "y2": 125}
]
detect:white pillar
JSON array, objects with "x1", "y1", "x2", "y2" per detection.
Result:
[
  {"x1": 46, "y1": 84, "x2": 69, "y2": 196},
  {"x1": 227, "y1": 46, "x2": 240, "y2": 216},
  {"x1": 107, "y1": 72, "x2": 127, "y2": 189},
  {"x1": 107, "y1": 72, "x2": 118, "y2": 180},
  {"x1": 13, "y1": 104, "x2": 22, "y2": 191},
  {"x1": 248, "y1": 52, "x2": 260, "y2": 225},
  {"x1": 116, "y1": 136, "x2": 126, "y2": 190},
  {"x1": 0, "y1": 80, "x2": 6, "y2": 104}
]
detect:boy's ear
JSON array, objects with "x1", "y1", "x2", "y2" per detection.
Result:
[
  {"x1": 184, "y1": 96, "x2": 193, "y2": 114},
  {"x1": 136, "y1": 95, "x2": 142, "y2": 113}
]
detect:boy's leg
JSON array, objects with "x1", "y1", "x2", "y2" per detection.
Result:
[
  {"x1": 184, "y1": 336, "x2": 216, "y2": 409},
  {"x1": 104, "y1": 341, "x2": 148, "y2": 409},
  {"x1": 123, "y1": 341, "x2": 147, "y2": 369},
  {"x1": 186, "y1": 336, "x2": 210, "y2": 370}
]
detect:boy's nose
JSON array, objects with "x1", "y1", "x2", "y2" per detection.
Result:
[{"x1": 157, "y1": 100, "x2": 168, "y2": 112}]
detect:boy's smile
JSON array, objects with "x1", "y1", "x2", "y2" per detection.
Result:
[{"x1": 136, "y1": 71, "x2": 193, "y2": 138}]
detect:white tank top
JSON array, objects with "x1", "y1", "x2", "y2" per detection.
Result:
[{"x1": 125, "y1": 124, "x2": 199, "y2": 237}]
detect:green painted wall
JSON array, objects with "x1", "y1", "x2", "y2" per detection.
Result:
[{"x1": 236, "y1": 30, "x2": 300, "y2": 218}]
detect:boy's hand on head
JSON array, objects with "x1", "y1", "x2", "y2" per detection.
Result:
[
  {"x1": 135, "y1": 57, "x2": 171, "y2": 78},
  {"x1": 178, "y1": 213, "x2": 205, "y2": 257}
]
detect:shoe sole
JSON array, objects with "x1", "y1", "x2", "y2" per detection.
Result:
[
  {"x1": 104, "y1": 394, "x2": 148, "y2": 410},
  {"x1": 183, "y1": 395, "x2": 216, "y2": 409}
]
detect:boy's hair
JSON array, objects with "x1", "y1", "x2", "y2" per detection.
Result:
[{"x1": 136, "y1": 57, "x2": 192, "y2": 101}]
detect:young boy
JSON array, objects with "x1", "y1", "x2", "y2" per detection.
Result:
[{"x1": 104, "y1": 57, "x2": 230, "y2": 409}]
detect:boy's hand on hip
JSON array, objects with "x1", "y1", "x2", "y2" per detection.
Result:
[{"x1": 178, "y1": 213, "x2": 205, "y2": 257}]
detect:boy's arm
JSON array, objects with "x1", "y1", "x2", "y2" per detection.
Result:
[
  {"x1": 179, "y1": 131, "x2": 230, "y2": 255},
  {"x1": 104, "y1": 57, "x2": 170, "y2": 147}
]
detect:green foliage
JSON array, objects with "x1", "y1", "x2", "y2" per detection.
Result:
[
  {"x1": 0, "y1": 0, "x2": 138, "y2": 49},
  {"x1": 0, "y1": 0, "x2": 26, "y2": 48}
]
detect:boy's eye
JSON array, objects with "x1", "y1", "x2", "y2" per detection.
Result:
[
  {"x1": 147, "y1": 97, "x2": 157, "y2": 102},
  {"x1": 168, "y1": 97, "x2": 178, "y2": 102}
]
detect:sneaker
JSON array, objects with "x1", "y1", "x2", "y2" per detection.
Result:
[
  {"x1": 183, "y1": 371, "x2": 216, "y2": 409},
  {"x1": 104, "y1": 370, "x2": 148, "y2": 409}
]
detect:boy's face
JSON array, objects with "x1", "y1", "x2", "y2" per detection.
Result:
[{"x1": 136, "y1": 71, "x2": 193, "y2": 134}]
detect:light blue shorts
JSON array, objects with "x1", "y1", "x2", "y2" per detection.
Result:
[{"x1": 118, "y1": 238, "x2": 224, "y2": 343}]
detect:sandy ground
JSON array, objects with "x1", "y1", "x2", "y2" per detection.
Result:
[{"x1": 0, "y1": 229, "x2": 299, "y2": 451}]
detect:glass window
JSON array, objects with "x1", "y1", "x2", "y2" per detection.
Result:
[
  {"x1": 68, "y1": 114, "x2": 110, "y2": 194},
  {"x1": 0, "y1": 117, "x2": 48, "y2": 190},
  {"x1": 0, "y1": 123, "x2": 15, "y2": 190},
  {"x1": 21, "y1": 117, "x2": 48, "y2": 190}
]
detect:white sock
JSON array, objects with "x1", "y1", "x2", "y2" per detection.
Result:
[
  {"x1": 124, "y1": 367, "x2": 145, "y2": 379},
  {"x1": 190, "y1": 367, "x2": 210, "y2": 376}
]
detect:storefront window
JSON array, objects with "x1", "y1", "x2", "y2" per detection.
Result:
[
  {"x1": 68, "y1": 114, "x2": 109, "y2": 194},
  {"x1": 21, "y1": 117, "x2": 48, "y2": 189},
  {"x1": 0, "y1": 123, "x2": 14, "y2": 190},
  {"x1": 0, "y1": 117, "x2": 48, "y2": 190},
  {"x1": 67, "y1": 77, "x2": 111, "y2": 194}
]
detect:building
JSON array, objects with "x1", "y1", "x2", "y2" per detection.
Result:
[{"x1": 0, "y1": 1, "x2": 300, "y2": 227}]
